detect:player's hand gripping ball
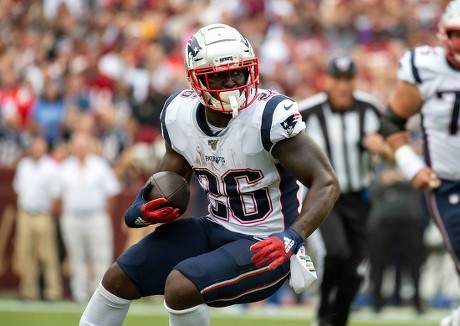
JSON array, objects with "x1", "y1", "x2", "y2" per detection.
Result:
[{"x1": 141, "y1": 171, "x2": 191, "y2": 224}]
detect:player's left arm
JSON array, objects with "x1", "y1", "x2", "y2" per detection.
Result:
[
  {"x1": 273, "y1": 132, "x2": 340, "y2": 239},
  {"x1": 250, "y1": 132, "x2": 340, "y2": 270}
]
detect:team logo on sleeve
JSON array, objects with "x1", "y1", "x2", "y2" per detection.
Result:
[{"x1": 280, "y1": 112, "x2": 301, "y2": 136}]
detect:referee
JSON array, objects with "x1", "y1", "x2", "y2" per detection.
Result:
[{"x1": 298, "y1": 56, "x2": 392, "y2": 326}]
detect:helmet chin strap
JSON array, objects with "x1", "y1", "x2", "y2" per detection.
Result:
[
  {"x1": 217, "y1": 89, "x2": 242, "y2": 117},
  {"x1": 229, "y1": 95, "x2": 239, "y2": 118}
]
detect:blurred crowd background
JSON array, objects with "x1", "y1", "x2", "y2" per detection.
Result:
[
  {"x1": 0, "y1": 0, "x2": 458, "y2": 316},
  {"x1": 0, "y1": 0, "x2": 444, "y2": 171}
]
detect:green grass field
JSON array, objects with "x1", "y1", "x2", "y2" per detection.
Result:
[{"x1": 0, "y1": 297, "x2": 447, "y2": 326}]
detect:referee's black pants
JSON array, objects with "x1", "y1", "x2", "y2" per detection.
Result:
[{"x1": 316, "y1": 192, "x2": 371, "y2": 326}]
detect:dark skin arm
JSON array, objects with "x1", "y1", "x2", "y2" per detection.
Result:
[
  {"x1": 155, "y1": 142, "x2": 194, "y2": 183},
  {"x1": 272, "y1": 132, "x2": 340, "y2": 240}
]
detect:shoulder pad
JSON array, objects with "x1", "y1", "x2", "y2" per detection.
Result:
[{"x1": 398, "y1": 46, "x2": 447, "y2": 85}]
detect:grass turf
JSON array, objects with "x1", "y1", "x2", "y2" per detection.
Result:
[
  {"x1": 0, "y1": 296, "x2": 445, "y2": 326},
  {"x1": 0, "y1": 310, "x2": 441, "y2": 326}
]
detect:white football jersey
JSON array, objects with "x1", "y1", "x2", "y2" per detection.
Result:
[
  {"x1": 161, "y1": 88, "x2": 306, "y2": 237},
  {"x1": 398, "y1": 45, "x2": 460, "y2": 180}
]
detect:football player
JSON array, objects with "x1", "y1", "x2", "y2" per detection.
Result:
[
  {"x1": 380, "y1": 1, "x2": 460, "y2": 325},
  {"x1": 79, "y1": 23, "x2": 340, "y2": 326}
]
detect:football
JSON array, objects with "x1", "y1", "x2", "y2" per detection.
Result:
[{"x1": 145, "y1": 171, "x2": 190, "y2": 215}]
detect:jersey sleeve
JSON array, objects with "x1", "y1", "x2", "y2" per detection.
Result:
[
  {"x1": 160, "y1": 91, "x2": 182, "y2": 147},
  {"x1": 397, "y1": 49, "x2": 417, "y2": 84},
  {"x1": 397, "y1": 45, "x2": 441, "y2": 85},
  {"x1": 260, "y1": 95, "x2": 306, "y2": 152}
]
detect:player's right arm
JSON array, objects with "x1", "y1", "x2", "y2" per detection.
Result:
[
  {"x1": 385, "y1": 79, "x2": 422, "y2": 147},
  {"x1": 124, "y1": 143, "x2": 193, "y2": 228},
  {"x1": 382, "y1": 76, "x2": 440, "y2": 190},
  {"x1": 155, "y1": 142, "x2": 193, "y2": 183}
]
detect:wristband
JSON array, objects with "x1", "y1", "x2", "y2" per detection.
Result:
[
  {"x1": 282, "y1": 228, "x2": 305, "y2": 254},
  {"x1": 394, "y1": 145, "x2": 426, "y2": 180}
]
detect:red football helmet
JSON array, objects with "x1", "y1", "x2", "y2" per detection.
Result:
[
  {"x1": 184, "y1": 24, "x2": 259, "y2": 116},
  {"x1": 439, "y1": 0, "x2": 460, "y2": 68}
]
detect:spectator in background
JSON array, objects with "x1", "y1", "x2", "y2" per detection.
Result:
[
  {"x1": 56, "y1": 131, "x2": 121, "y2": 303},
  {"x1": 62, "y1": 73, "x2": 91, "y2": 124},
  {"x1": 0, "y1": 70, "x2": 36, "y2": 134},
  {"x1": 298, "y1": 56, "x2": 392, "y2": 326},
  {"x1": 12, "y1": 134, "x2": 63, "y2": 301},
  {"x1": 0, "y1": 70, "x2": 33, "y2": 167},
  {"x1": 0, "y1": 70, "x2": 23, "y2": 133},
  {"x1": 130, "y1": 86, "x2": 166, "y2": 144},
  {"x1": 31, "y1": 80, "x2": 66, "y2": 149}
]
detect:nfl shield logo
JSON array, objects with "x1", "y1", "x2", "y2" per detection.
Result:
[{"x1": 208, "y1": 139, "x2": 218, "y2": 150}]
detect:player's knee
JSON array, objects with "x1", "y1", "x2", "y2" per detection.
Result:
[
  {"x1": 101, "y1": 262, "x2": 142, "y2": 300},
  {"x1": 164, "y1": 269, "x2": 203, "y2": 310}
]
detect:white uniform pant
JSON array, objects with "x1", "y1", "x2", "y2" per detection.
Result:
[{"x1": 60, "y1": 212, "x2": 114, "y2": 303}]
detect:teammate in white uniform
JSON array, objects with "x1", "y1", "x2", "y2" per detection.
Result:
[
  {"x1": 80, "y1": 23, "x2": 339, "y2": 326},
  {"x1": 380, "y1": 2, "x2": 460, "y2": 325}
]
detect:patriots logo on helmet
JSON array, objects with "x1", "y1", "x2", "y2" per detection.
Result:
[
  {"x1": 240, "y1": 34, "x2": 250, "y2": 48},
  {"x1": 187, "y1": 36, "x2": 202, "y2": 61},
  {"x1": 281, "y1": 112, "x2": 301, "y2": 136}
]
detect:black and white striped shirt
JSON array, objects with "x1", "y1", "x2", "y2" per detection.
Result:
[{"x1": 298, "y1": 91, "x2": 382, "y2": 194}]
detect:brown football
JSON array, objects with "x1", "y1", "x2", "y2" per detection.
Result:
[{"x1": 145, "y1": 171, "x2": 190, "y2": 215}]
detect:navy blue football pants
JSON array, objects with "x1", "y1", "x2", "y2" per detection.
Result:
[{"x1": 117, "y1": 216, "x2": 290, "y2": 307}]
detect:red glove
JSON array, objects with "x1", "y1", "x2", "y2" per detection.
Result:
[
  {"x1": 250, "y1": 228, "x2": 304, "y2": 270},
  {"x1": 140, "y1": 198, "x2": 180, "y2": 224}
]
